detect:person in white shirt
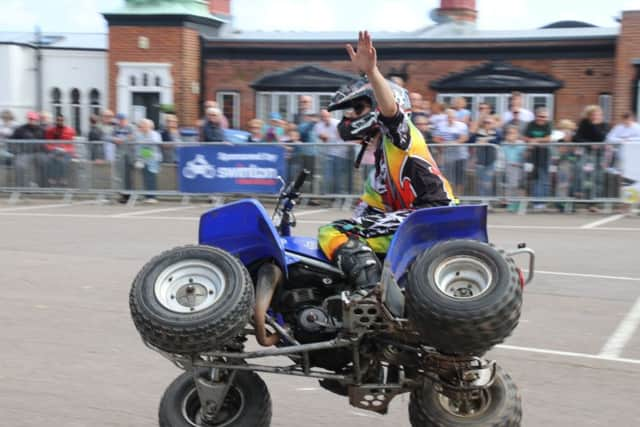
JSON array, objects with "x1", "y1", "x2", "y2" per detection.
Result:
[
  {"x1": 501, "y1": 91, "x2": 534, "y2": 124},
  {"x1": 607, "y1": 112, "x2": 640, "y2": 143},
  {"x1": 433, "y1": 109, "x2": 469, "y2": 195},
  {"x1": 134, "y1": 118, "x2": 163, "y2": 203},
  {"x1": 314, "y1": 109, "x2": 351, "y2": 194}
]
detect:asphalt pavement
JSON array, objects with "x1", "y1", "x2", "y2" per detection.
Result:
[{"x1": 1, "y1": 198, "x2": 639, "y2": 426}]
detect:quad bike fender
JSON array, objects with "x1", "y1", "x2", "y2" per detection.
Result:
[
  {"x1": 199, "y1": 199, "x2": 288, "y2": 273},
  {"x1": 385, "y1": 204, "x2": 488, "y2": 282}
]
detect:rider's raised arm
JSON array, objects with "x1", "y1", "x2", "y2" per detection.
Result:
[{"x1": 346, "y1": 31, "x2": 398, "y2": 119}]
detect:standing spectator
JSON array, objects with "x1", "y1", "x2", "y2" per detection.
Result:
[
  {"x1": 292, "y1": 96, "x2": 319, "y2": 193},
  {"x1": 502, "y1": 125, "x2": 527, "y2": 212},
  {"x1": 134, "y1": 118, "x2": 163, "y2": 203},
  {"x1": 203, "y1": 100, "x2": 229, "y2": 129},
  {"x1": 452, "y1": 97, "x2": 471, "y2": 125},
  {"x1": 412, "y1": 114, "x2": 432, "y2": 141},
  {"x1": 160, "y1": 113, "x2": 181, "y2": 163},
  {"x1": 433, "y1": 109, "x2": 469, "y2": 195},
  {"x1": 607, "y1": 112, "x2": 640, "y2": 143},
  {"x1": 503, "y1": 109, "x2": 529, "y2": 135},
  {"x1": 262, "y1": 112, "x2": 286, "y2": 143},
  {"x1": 501, "y1": 91, "x2": 534, "y2": 124},
  {"x1": 314, "y1": 109, "x2": 350, "y2": 194},
  {"x1": 246, "y1": 118, "x2": 264, "y2": 142},
  {"x1": 100, "y1": 110, "x2": 116, "y2": 162},
  {"x1": 0, "y1": 110, "x2": 16, "y2": 163},
  {"x1": 471, "y1": 115, "x2": 502, "y2": 197},
  {"x1": 201, "y1": 107, "x2": 225, "y2": 142},
  {"x1": 523, "y1": 107, "x2": 553, "y2": 209},
  {"x1": 574, "y1": 105, "x2": 611, "y2": 201},
  {"x1": 39, "y1": 111, "x2": 53, "y2": 133},
  {"x1": 44, "y1": 114, "x2": 76, "y2": 187},
  {"x1": 469, "y1": 102, "x2": 492, "y2": 133},
  {"x1": 112, "y1": 113, "x2": 136, "y2": 203},
  {"x1": 429, "y1": 102, "x2": 448, "y2": 130},
  {"x1": 87, "y1": 114, "x2": 105, "y2": 161},
  {"x1": 11, "y1": 111, "x2": 46, "y2": 187},
  {"x1": 552, "y1": 119, "x2": 577, "y2": 206},
  {"x1": 409, "y1": 92, "x2": 429, "y2": 117}
]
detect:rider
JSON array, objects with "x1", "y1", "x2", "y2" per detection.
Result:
[{"x1": 318, "y1": 31, "x2": 455, "y2": 289}]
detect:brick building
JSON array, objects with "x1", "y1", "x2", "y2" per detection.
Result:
[{"x1": 104, "y1": 0, "x2": 640, "y2": 129}]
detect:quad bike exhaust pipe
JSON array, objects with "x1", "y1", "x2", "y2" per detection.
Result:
[{"x1": 254, "y1": 263, "x2": 283, "y2": 346}]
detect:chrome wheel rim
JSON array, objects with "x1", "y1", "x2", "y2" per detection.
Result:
[
  {"x1": 433, "y1": 256, "x2": 493, "y2": 300},
  {"x1": 181, "y1": 386, "x2": 245, "y2": 427},
  {"x1": 154, "y1": 260, "x2": 226, "y2": 313},
  {"x1": 437, "y1": 389, "x2": 492, "y2": 418}
]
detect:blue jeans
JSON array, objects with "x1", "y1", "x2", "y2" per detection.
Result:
[
  {"x1": 143, "y1": 166, "x2": 157, "y2": 198},
  {"x1": 534, "y1": 168, "x2": 550, "y2": 199},
  {"x1": 323, "y1": 156, "x2": 352, "y2": 195},
  {"x1": 475, "y1": 164, "x2": 495, "y2": 197}
]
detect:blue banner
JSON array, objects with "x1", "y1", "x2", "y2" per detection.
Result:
[{"x1": 177, "y1": 145, "x2": 286, "y2": 194}]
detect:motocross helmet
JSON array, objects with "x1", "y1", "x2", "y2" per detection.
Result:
[{"x1": 328, "y1": 77, "x2": 411, "y2": 141}]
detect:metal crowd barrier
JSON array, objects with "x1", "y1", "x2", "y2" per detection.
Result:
[{"x1": 0, "y1": 139, "x2": 632, "y2": 212}]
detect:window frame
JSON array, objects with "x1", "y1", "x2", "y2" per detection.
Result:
[
  {"x1": 216, "y1": 91, "x2": 241, "y2": 129},
  {"x1": 436, "y1": 92, "x2": 555, "y2": 120},
  {"x1": 255, "y1": 91, "x2": 338, "y2": 123}
]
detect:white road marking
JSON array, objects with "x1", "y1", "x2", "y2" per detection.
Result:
[
  {"x1": 0, "y1": 200, "x2": 97, "y2": 212},
  {"x1": 349, "y1": 411, "x2": 376, "y2": 418},
  {"x1": 110, "y1": 205, "x2": 196, "y2": 218},
  {"x1": 294, "y1": 208, "x2": 330, "y2": 217},
  {"x1": 532, "y1": 270, "x2": 640, "y2": 282},
  {"x1": 295, "y1": 387, "x2": 320, "y2": 391},
  {"x1": 581, "y1": 214, "x2": 626, "y2": 229},
  {"x1": 496, "y1": 344, "x2": 640, "y2": 365},
  {"x1": 599, "y1": 295, "x2": 640, "y2": 358}
]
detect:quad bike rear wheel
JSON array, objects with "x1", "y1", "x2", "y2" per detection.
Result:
[
  {"x1": 130, "y1": 245, "x2": 253, "y2": 354},
  {"x1": 405, "y1": 240, "x2": 521, "y2": 355},
  {"x1": 408, "y1": 365, "x2": 521, "y2": 427},
  {"x1": 159, "y1": 369, "x2": 271, "y2": 427}
]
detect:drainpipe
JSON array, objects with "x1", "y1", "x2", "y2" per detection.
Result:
[{"x1": 34, "y1": 26, "x2": 43, "y2": 112}]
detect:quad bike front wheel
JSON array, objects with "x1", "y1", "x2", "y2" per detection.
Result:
[
  {"x1": 130, "y1": 245, "x2": 253, "y2": 354},
  {"x1": 159, "y1": 369, "x2": 272, "y2": 427},
  {"x1": 405, "y1": 240, "x2": 522, "y2": 355},
  {"x1": 408, "y1": 365, "x2": 522, "y2": 427}
]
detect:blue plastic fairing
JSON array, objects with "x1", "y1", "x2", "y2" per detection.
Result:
[
  {"x1": 386, "y1": 205, "x2": 488, "y2": 281},
  {"x1": 282, "y1": 236, "x2": 330, "y2": 263},
  {"x1": 198, "y1": 199, "x2": 287, "y2": 272}
]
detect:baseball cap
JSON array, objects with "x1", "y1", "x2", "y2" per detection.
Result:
[
  {"x1": 269, "y1": 112, "x2": 282, "y2": 120},
  {"x1": 115, "y1": 113, "x2": 126, "y2": 120},
  {"x1": 26, "y1": 111, "x2": 40, "y2": 120}
]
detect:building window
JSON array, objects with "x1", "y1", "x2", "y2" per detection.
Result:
[
  {"x1": 70, "y1": 88, "x2": 81, "y2": 135},
  {"x1": 130, "y1": 75, "x2": 137, "y2": 86},
  {"x1": 142, "y1": 73, "x2": 149, "y2": 86},
  {"x1": 599, "y1": 93, "x2": 612, "y2": 124},
  {"x1": 89, "y1": 88, "x2": 101, "y2": 116},
  {"x1": 436, "y1": 93, "x2": 555, "y2": 120},
  {"x1": 155, "y1": 76, "x2": 162, "y2": 87},
  {"x1": 51, "y1": 87, "x2": 62, "y2": 117},
  {"x1": 255, "y1": 92, "x2": 337, "y2": 123},
  {"x1": 216, "y1": 91, "x2": 240, "y2": 128}
]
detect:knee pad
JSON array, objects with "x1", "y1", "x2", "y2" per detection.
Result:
[{"x1": 334, "y1": 238, "x2": 381, "y2": 289}]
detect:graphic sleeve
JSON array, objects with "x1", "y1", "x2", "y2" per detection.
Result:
[{"x1": 378, "y1": 108, "x2": 411, "y2": 150}]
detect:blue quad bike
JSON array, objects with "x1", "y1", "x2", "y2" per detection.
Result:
[{"x1": 130, "y1": 170, "x2": 535, "y2": 427}]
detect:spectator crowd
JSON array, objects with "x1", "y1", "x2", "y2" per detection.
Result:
[{"x1": 2, "y1": 90, "x2": 640, "y2": 209}]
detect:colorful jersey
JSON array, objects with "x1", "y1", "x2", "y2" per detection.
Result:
[{"x1": 360, "y1": 110, "x2": 455, "y2": 212}]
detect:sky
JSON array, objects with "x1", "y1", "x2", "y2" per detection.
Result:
[{"x1": 1, "y1": 0, "x2": 640, "y2": 34}]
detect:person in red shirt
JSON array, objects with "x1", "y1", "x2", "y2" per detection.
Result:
[{"x1": 44, "y1": 114, "x2": 76, "y2": 186}]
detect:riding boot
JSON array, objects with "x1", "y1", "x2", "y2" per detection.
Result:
[{"x1": 334, "y1": 238, "x2": 381, "y2": 290}]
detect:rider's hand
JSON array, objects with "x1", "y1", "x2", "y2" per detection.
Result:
[{"x1": 346, "y1": 31, "x2": 377, "y2": 75}]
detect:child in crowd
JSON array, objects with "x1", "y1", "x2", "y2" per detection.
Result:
[{"x1": 502, "y1": 125, "x2": 527, "y2": 212}]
